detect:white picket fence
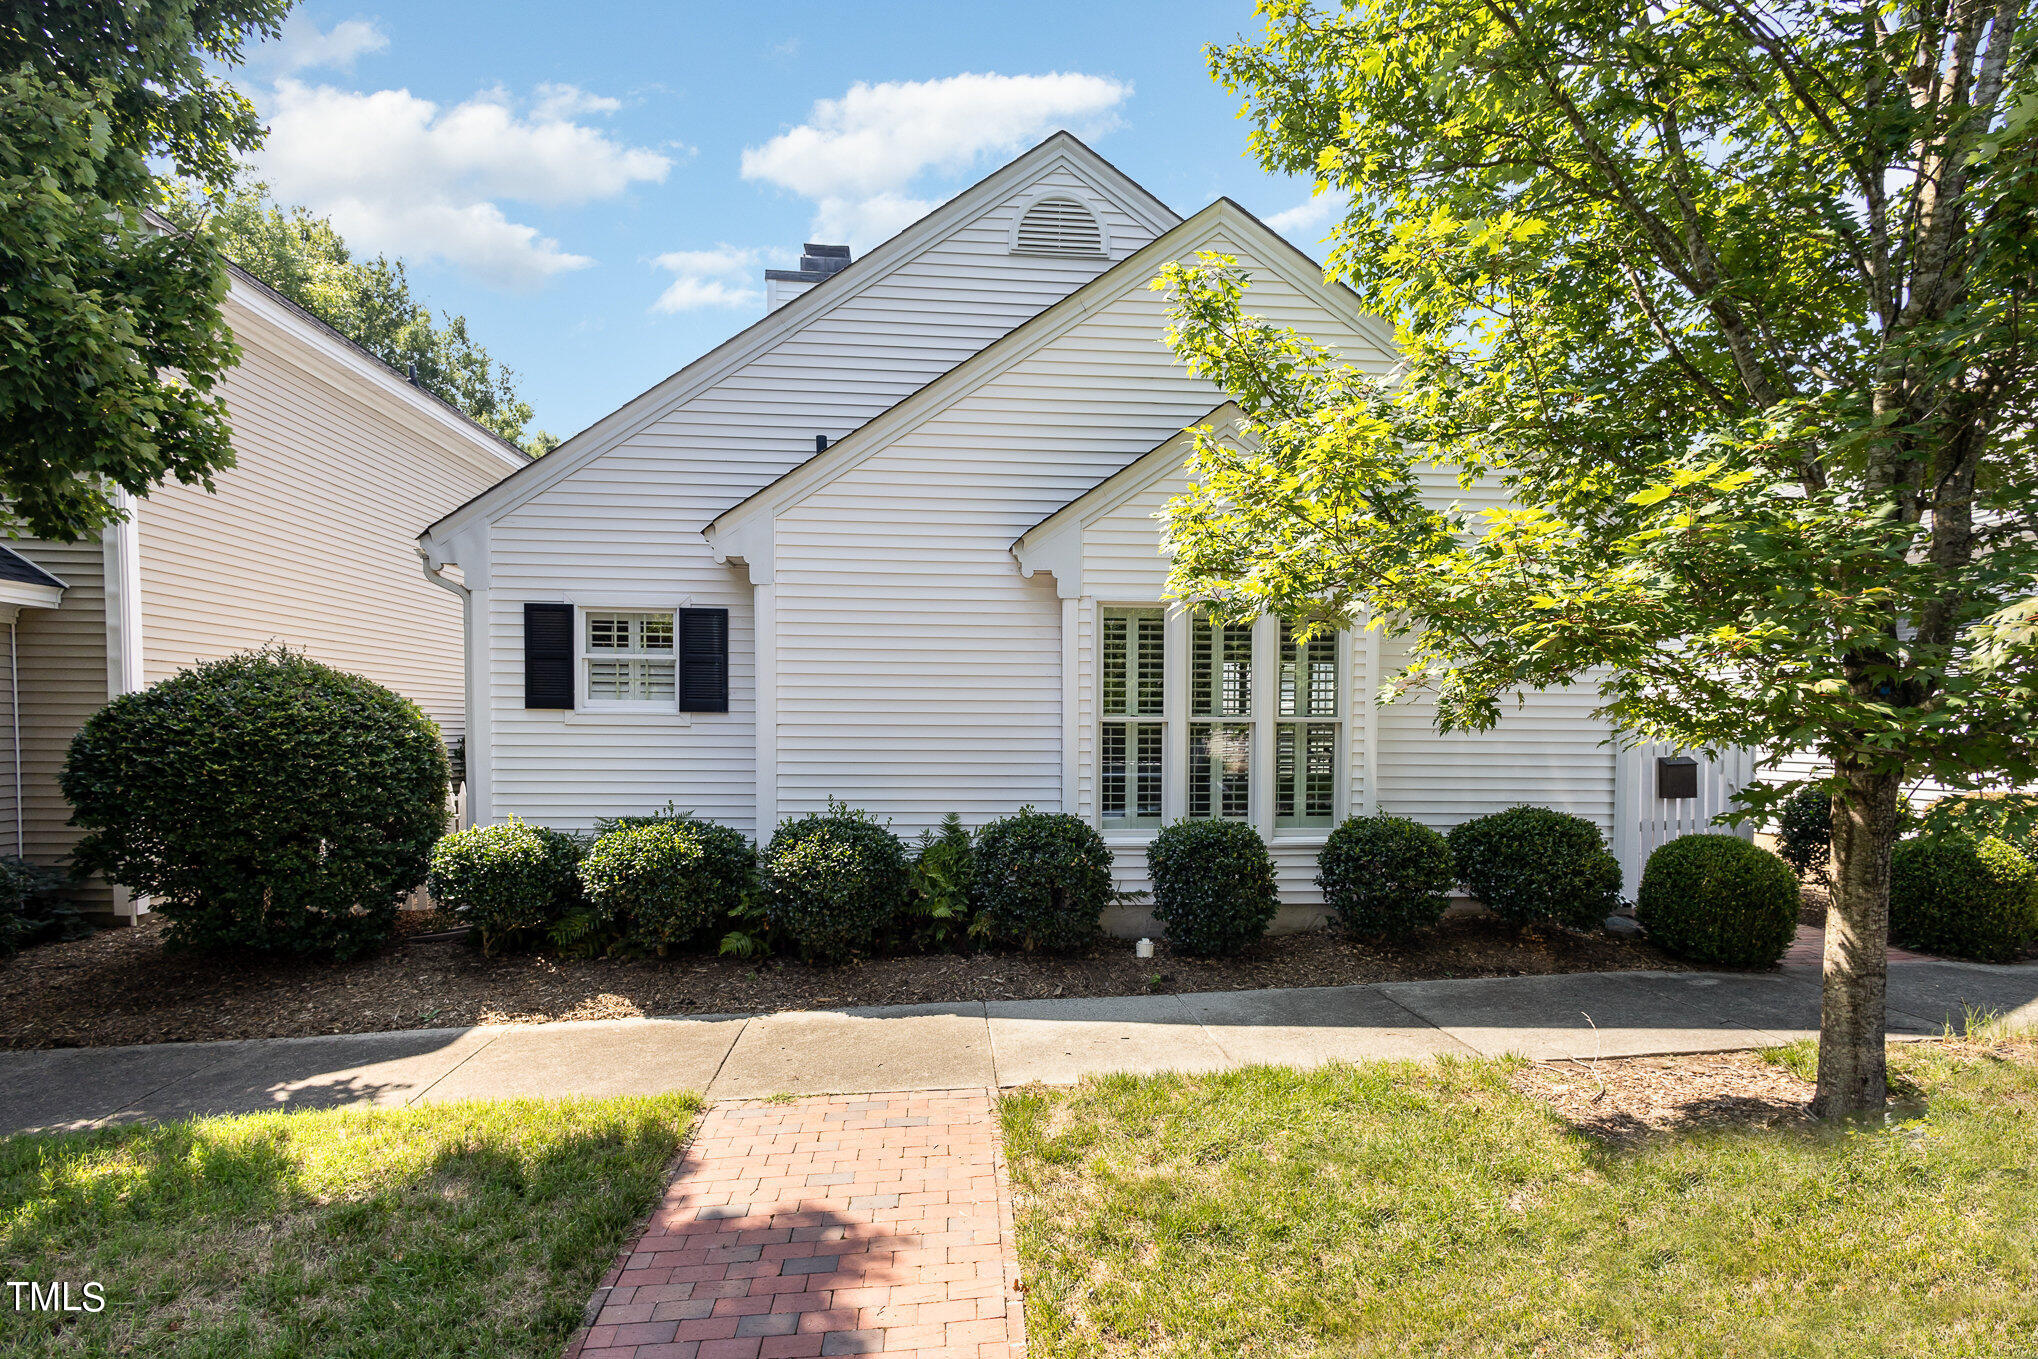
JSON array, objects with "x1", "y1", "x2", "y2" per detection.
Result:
[{"x1": 1611, "y1": 741, "x2": 1757, "y2": 901}]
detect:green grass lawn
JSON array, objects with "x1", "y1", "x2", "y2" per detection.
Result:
[
  {"x1": 1002, "y1": 1040, "x2": 2038, "y2": 1358},
  {"x1": 0, "y1": 1094, "x2": 699, "y2": 1358}
]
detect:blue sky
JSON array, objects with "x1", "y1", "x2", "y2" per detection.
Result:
[{"x1": 231, "y1": 2, "x2": 1341, "y2": 439}]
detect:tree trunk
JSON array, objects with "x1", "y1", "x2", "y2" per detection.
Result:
[{"x1": 1813, "y1": 765, "x2": 1903, "y2": 1119}]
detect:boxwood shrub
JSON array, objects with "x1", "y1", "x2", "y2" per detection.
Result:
[
  {"x1": 581, "y1": 818, "x2": 754, "y2": 952},
  {"x1": 1890, "y1": 834, "x2": 2038, "y2": 963},
  {"x1": 1774, "y1": 786, "x2": 1833, "y2": 883},
  {"x1": 1316, "y1": 814, "x2": 1454, "y2": 939},
  {"x1": 0, "y1": 856, "x2": 77, "y2": 957},
  {"x1": 1146, "y1": 820, "x2": 1277, "y2": 956},
  {"x1": 61, "y1": 648, "x2": 450, "y2": 960},
  {"x1": 761, "y1": 803, "x2": 909, "y2": 962},
  {"x1": 1447, "y1": 805, "x2": 1621, "y2": 931},
  {"x1": 428, "y1": 819, "x2": 584, "y2": 953},
  {"x1": 1635, "y1": 834, "x2": 1800, "y2": 967},
  {"x1": 972, "y1": 807, "x2": 1113, "y2": 952}
]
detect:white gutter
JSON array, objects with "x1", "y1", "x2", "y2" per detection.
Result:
[{"x1": 419, "y1": 548, "x2": 477, "y2": 827}]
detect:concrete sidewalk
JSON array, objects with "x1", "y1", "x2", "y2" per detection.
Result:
[{"x1": 4, "y1": 959, "x2": 2034, "y2": 1134}]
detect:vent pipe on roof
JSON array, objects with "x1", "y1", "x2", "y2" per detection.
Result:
[{"x1": 815, "y1": 434, "x2": 828, "y2": 453}]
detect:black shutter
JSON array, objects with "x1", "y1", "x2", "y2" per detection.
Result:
[
  {"x1": 679, "y1": 607, "x2": 729, "y2": 713},
  {"x1": 524, "y1": 602, "x2": 574, "y2": 708}
]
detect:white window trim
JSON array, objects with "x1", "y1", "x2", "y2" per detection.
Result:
[
  {"x1": 576, "y1": 603, "x2": 681, "y2": 716},
  {"x1": 1096, "y1": 606, "x2": 1168, "y2": 830},
  {"x1": 1092, "y1": 602, "x2": 1351, "y2": 838}
]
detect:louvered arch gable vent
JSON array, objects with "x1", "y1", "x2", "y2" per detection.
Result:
[{"x1": 1013, "y1": 196, "x2": 1107, "y2": 257}]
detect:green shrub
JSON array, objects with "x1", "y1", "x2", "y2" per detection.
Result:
[
  {"x1": 0, "y1": 856, "x2": 79, "y2": 956},
  {"x1": 972, "y1": 807, "x2": 1115, "y2": 952},
  {"x1": 428, "y1": 819, "x2": 584, "y2": 954},
  {"x1": 1316, "y1": 815, "x2": 1454, "y2": 939},
  {"x1": 1447, "y1": 805, "x2": 1622, "y2": 931},
  {"x1": 1146, "y1": 820, "x2": 1277, "y2": 956},
  {"x1": 1775, "y1": 786, "x2": 1833, "y2": 882},
  {"x1": 581, "y1": 818, "x2": 754, "y2": 952},
  {"x1": 1890, "y1": 834, "x2": 2038, "y2": 963},
  {"x1": 899, "y1": 813, "x2": 977, "y2": 953},
  {"x1": 1635, "y1": 834, "x2": 1800, "y2": 967},
  {"x1": 61, "y1": 648, "x2": 450, "y2": 960},
  {"x1": 761, "y1": 802, "x2": 909, "y2": 963}
]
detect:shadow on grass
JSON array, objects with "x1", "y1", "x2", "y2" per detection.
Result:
[{"x1": 0, "y1": 1095, "x2": 698, "y2": 1359}]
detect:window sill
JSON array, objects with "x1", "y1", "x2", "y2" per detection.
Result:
[{"x1": 561, "y1": 707, "x2": 693, "y2": 725}]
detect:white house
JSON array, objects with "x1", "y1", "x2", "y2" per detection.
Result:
[
  {"x1": 7, "y1": 258, "x2": 528, "y2": 917},
  {"x1": 418, "y1": 133, "x2": 1745, "y2": 929}
]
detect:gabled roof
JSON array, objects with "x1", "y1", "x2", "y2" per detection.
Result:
[
  {"x1": 222, "y1": 261, "x2": 531, "y2": 471},
  {"x1": 703, "y1": 199, "x2": 1396, "y2": 546},
  {"x1": 419, "y1": 131, "x2": 1181, "y2": 549},
  {"x1": 0, "y1": 544, "x2": 66, "y2": 610},
  {"x1": 1009, "y1": 403, "x2": 1242, "y2": 596},
  {"x1": 1014, "y1": 401, "x2": 1243, "y2": 549},
  {"x1": 143, "y1": 209, "x2": 529, "y2": 474}
]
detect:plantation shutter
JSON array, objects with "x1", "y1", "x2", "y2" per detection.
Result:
[
  {"x1": 523, "y1": 602, "x2": 574, "y2": 709},
  {"x1": 679, "y1": 607, "x2": 729, "y2": 713}
]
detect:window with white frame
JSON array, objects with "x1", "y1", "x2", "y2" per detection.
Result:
[
  {"x1": 583, "y1": 610, "x2": 675, "y2": 706},
  {"x1": 1275, "y1": 620, "x2": 1340, "y2": 827},
  {"x1": 1099, "y1": 608, "x2": 1165, "y2": 827},
  {"x1": 1094, "y1": 607, "x2": 1345, "y2": 833},
  {"x1": 1188, "y1": 613, "x2": 1255, "y2": 821}
]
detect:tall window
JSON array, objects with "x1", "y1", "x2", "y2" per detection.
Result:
[
  {"x1": 1275, "y1": 621, "x2": 1339, "y2": 827},
  {"x1": 584, "y1": 610, "x2": 675, "y2": 705},
  {"x1": 1189, "y1": 614, "x2": 1254, "y2": 820},
  {"x1": 1099, "y1": 608, "x2": 1165, "y2": 826}
]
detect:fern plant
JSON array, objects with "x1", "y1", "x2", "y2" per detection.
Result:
[{"x1": 899, "y1": 813, "x2": 977, "y2": 953}]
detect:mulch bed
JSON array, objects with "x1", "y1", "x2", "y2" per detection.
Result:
[
  {"x1": 1512, "y1": 1051, "x2": 1819, "y2": 1145},
  {"x1": 1, "y1": 912, "x2": 1692, "y2": 1051}
]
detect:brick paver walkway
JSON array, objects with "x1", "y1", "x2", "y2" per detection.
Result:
[
  {"x1": 1782, "y1": 923, "x2": 1931, "y2": 968},
  {"x1": 566, "y1": 1089, "x2": 1024, "y2": 1359}
]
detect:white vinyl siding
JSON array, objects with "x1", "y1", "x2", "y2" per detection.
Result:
[
  {"x1": 135, "y1": 285, "x2": 515, "y2": 738},
  {"x1": 483, "y1": 157, "x2": 1168, "y2": 835},
  {"x1": 771, "y1": 225, "x2": 1381, "y2": 834},
  {"x1": 1372, "y1": 633, "x2": 1616, "y2": 832}
]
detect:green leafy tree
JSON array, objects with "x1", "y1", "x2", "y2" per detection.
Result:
[
  {"x1": 0, "y1": 1, "x2": 290, "y2": 540},
  {"x1": 1161, "y1": 0, "x2": 2037, "y2": 1118},
  {"x1": 162, "y1": 186, "x2": 545, "y2": 452}
]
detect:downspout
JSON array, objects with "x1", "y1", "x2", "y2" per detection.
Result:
[
  {"x1": 9, "y1": 617, "x2": 19, "y2": 857},
  {"x1": 419, "y1": 547, "x2": 474, "y2": 827}
]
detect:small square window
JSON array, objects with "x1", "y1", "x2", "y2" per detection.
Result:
[{"x1": 582, "y1": 610, "x2": 676, "y2": 707}]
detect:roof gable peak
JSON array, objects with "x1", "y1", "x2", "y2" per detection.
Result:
[{"x1": 421, "y1": 131, "x2": 1180, "y2": 548}]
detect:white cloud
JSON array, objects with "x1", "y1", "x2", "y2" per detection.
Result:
[
  {"x1": 650, "y1": 246, "x2": 765, "y2": 313},
  {"x1": 532, "y1": 82, "x2": 621, "y2": 120},
  {"x1": 249, "y1": 79, "x2": 672, "y2": 287},
  {"x1": 246, "y1": 16, "x2": 388, "y2": 75},
  {"x1": 741, "y1": 72, "x2": 1132, "y2": 247},
  {"x1": 1265, "y1": 187, "x2": 1350, "y2": 243}
]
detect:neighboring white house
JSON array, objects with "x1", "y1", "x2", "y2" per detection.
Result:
[
  {"x1": 7, "y1": 260, "x2": 528, "y2": 917},
  {"x1": 419, "y1": 132, "x2": 1746, "y2": 929}
]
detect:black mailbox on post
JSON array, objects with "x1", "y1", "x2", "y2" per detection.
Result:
[{"x1": 1657, "y1": 755, "x2": 1699, "y2": 801}]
